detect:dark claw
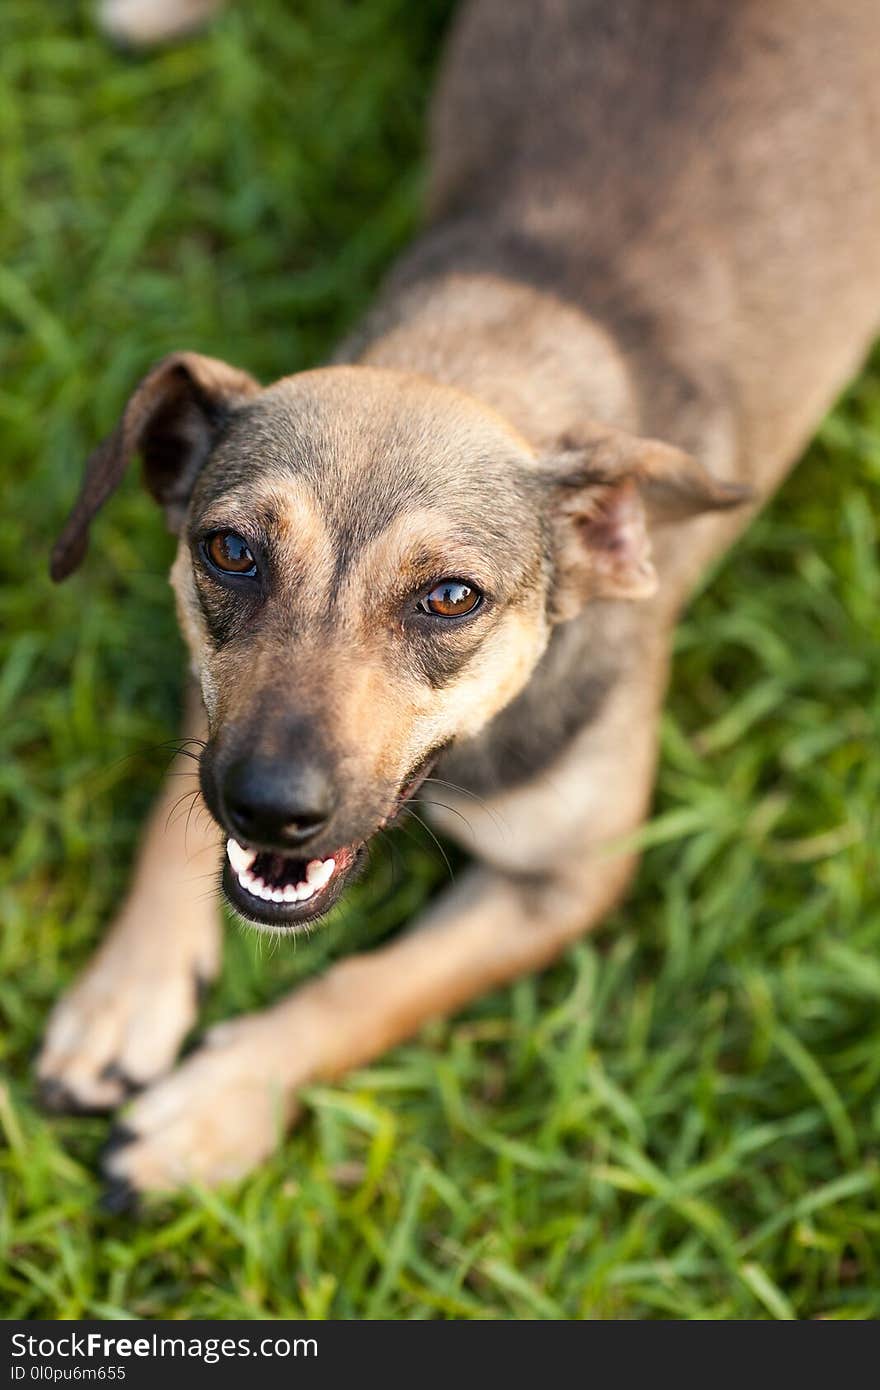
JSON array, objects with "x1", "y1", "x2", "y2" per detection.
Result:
[
  {"x1": 99, "y1": 1062, "x2": 141, "y2": 1098},
  {"x1": 100, "y1": 1125, "x2": 141, "y2": 1215},
  {"x1": 37, "y1": 1076, "x2": 74, "y2": 1113},
  {"x1": 100, "y1": 1177, "x2": 140, "y2": 1216},
  {"x1": 101, "y1": 1123, "x2": 138, "y2": 1161},
  {"x1": 37, "y1": 1077, "x2": 108, "y2": 1117}
]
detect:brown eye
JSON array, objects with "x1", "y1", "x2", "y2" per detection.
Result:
[
  {"x1": 204, "y1": 530, "x2": 257, "y2": 576},
  {"x1": 418, "y1": 580, "x2": 482, "y2": 618}
]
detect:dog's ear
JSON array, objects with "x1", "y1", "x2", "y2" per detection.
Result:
[
  {"x1": 50, "y1": 351, "x2": 260, "y2": 581},
  {"x1": 546, "y1": 422, "x2": 753, "y2": 621}
]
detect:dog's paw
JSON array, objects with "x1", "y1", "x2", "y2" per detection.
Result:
[
  {"x1": 36, "y1": 907, "x2": 221, "y2": 1113},
  {"x1": 100, "y1": 1015, "x2": 299, "y2": 1197}
]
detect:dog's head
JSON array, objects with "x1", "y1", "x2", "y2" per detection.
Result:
[{"x1": 52, "y1": 353, "x2": 748, "y2": 927}]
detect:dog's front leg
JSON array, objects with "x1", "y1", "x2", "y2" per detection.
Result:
[
  {"x1": 37, "y1": 683, "x2": 223, "y2": 1112},
  {"x1": 101, "y1": 845, "x2": 638, "y2": 1201}
]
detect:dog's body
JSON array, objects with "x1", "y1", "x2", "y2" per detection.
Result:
[{"x1": 40, "y1": 1, "x2": 880, "y2": 1198}]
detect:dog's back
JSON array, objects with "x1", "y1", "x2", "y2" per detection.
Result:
[{"x1": 419, "y1": 0, "x2": 880, "y2": 482}]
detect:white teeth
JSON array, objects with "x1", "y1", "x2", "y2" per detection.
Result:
[
  {"x1": 307, "y1": 857, "x2": 335, "y2": 890},
  {"x1": 227, "y1": 838, "x2": 257, "y2": 874},
  {"x1": 233, "y1": 853, "x2": 338, "y2": 907},
  {"x1": 237, "y1": 870, "x2": 273, "y2": 902}
]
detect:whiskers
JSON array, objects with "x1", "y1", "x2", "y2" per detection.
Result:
[
  {"x1": 163, "y1": 764, "x2": 221, "y2": 867},
  {"x1": 397, "y1": 804, "x2": 456, "y2": 884},
  {"x1": 97, "y1": 733, "x2": 208, "y2": 785},
  {"x1": 411, "y1": 797, "x2": 478, "y2": 846},
  {"x1": 234, "y1": 911, "x2": 302, "y2": 956},
  {"x1": 385, "y1": 771, "x2": 512, "y2": 885},
  {"x1": 420, "y1": 774, "x2": 509, "y2": 838}
]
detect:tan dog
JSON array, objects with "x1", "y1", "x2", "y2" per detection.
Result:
[{"x1": 41, "y1": 1, "x2": 880, "y2": 1204}]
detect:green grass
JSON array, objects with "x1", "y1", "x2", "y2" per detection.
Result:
[{"x1": 2, "y1": 0, "x2": 880, "y2": 1321}]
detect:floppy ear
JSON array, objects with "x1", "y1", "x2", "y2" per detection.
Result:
[
  {"x1": 547, "y1": 421, "x2": 753, "y2": 622},
  {"x1": 50, "y1": 351, "x2": 260, "y2": 581}
]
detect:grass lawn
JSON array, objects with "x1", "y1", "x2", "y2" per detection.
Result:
[{"x1": 2, "y1": 0, "x2": 880, "y2": 1320}]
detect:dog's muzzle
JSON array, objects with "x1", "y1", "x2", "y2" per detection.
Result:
[{"x1": 215, "y1": 747, "x2": 445, "y2": 931}]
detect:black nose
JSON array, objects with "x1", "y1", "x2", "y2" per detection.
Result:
[{"x1": 222, "y1": 757, "x2": 336, "y2": 848}]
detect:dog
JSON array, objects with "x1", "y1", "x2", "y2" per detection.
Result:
[{"x1": 39, "y1": 0, "x2": 880, "y2": 1202}]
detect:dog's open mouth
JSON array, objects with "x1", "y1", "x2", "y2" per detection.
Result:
[
  {"x1": 223, "y1": 837, "x2": 359, "y2": 929},
  {"x1": 218, "y1": 748, "x2": 445, "y2": 931}
]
